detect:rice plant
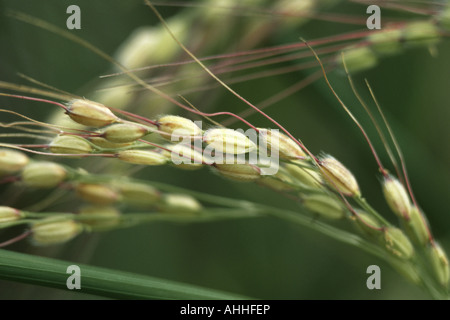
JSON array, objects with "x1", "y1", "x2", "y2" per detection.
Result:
[{"x1": 0, "y1": 0, "x2": 449, "y2": 299}]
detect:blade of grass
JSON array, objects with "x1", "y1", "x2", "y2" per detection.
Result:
[{"x1": 0, "y1": 249, "x2": 251, "y2": 300}]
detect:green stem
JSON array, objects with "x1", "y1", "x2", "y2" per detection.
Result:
[
  {"x1": 67, "y1": 176, "x2": 411, "y2": 267},
  {"x1": 413, "y1": 248, "x2": 450, "y2": 300},
  {"x1": 73, "y1": 174, "x2": 259, "y2": 209},
  {"x1": 116, "y1": 209, "x2": 260, "y2": 225},
  {"x1": 258, "y1": 205, "x2": 389, "y2": 261},
  {"x1": 354, "y1": 195, "x2": 391, "y2": 226},
  {"x1": 6, "y1": 175, "x2": 448, "y2": 299}
]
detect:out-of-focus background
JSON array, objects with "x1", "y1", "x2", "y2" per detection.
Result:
[{"x1": 0, "y1": 0, "x2": 448, "y2": 299}]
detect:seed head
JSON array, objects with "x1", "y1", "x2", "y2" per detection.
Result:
[
  {"x1": 66, "y1": 99, "x2": 118, "y2": 127},
  {"x1": 0, "y1": 149, "x2": 29, "y2": 175},
  {"x1": 0, "y1": 206, "x2": 22, "y2": 223},
  {"x1": 382, "y1": 176, "x2": 411, "y2": 219},
  {"x1": 116, "y1": 21, "x2": 185, "y2": 69},
  {"x1": 258, "y1": 128, "x2": 305, "y2": 160},
  {"x1": 115, "y1": 181, "x2": 161, "y2": 207},
  {"x1": 160, "y1": 194, "x2": 202, "y2": 214},
  {"x1": 31, "y1": 218, "x2": 83, "y2": 246},
  {"x1": 204, "y1": 128, "x2": 256, "y2": 155},
  {"x1": 302, "y1": 194, "x2": 346, "y2": 220},
  {"x1": 102, "y1": 122, "x2": 150, "y2": 143},
  {"x1": 258, "y1": 169, "x2": 295, "y2": 191},
  {"x1": 320, "y1": 156, "x2": 360, "y2": 196},
  {"x1": 339, "y1": 46, "x2": 378, "y2": 74},
  {"x1": 284, "y1": 161, "x2": 323, "y2": 189},
  {"x1": 273, "y1": 0, "x2": 314, "y2": 27},
  {"x1": 404, "y1": 206, "x2": 430, "y2": 246},
  {"x1": 163, "y1": 143, "x2": 204, "y2": 170},
  {"x1": 389, "y1": 259, "x2": 422, "y2": 285},
  {"x1": 75, "y1": 183, "x2": 120, "y2": 205},
  {"x1": 116, "y1": 26, "x2": 164, "y2": 69},
  {"x1": 21, "y1": 161, "x2": 67, "y2": 188},
  {"x1": 427, "y1": 243, "x2": 449, "y2": 288},
  {"x1": 89, "y1": 137, "x2": 133, "y2": 149},
  {"x1": 402, "y1": 21, "x2": 440, "y2": 48},
  {"x1": 117, "y1": 149, "x2": 167, "y2": 165},
  {"x1": 49, "y1": 135, "x2": 93, "y2": 155},
  {"x1": 368, "y1": 28, "x2": 403, "y2": 55},
  {"x1": 157, "y1": 115, "x2": 202, "y2": 140},
  {"x1": 438, "y1": 6, "x2": 450, "y2": 31},
  {"x1": 383, "y1": 227, "x2": 414, "y2": 260},
  {"x1": 79, "y1": 205, "x2": 121, "y2": 231},
  {"x1": 351, "y1": 210, "x2": 383, "y2": 237},
  {"x1": 214, "y1": 163, "x2": 261, "y2": 181}
]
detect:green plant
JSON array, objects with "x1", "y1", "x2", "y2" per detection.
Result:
[{"x1": 0, "y1": 0, "x2": 449, "y2": 299}]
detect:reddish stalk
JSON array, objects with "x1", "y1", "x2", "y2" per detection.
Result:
[
  {"x1": 146, "y1": 0, "x2": 318, "y2": 162},
  {"x1": 101, "y1": 28, "x2": 374, "y2": 79},
  {"x1": 305, "y1": 41, "x2": 388, "y2": 177},
  {"x1": 0, "y1": 144, "x2": 116, "y2": 158},
  {"x1": 223, "y1": 69, "x2": 324, "y2": 126},
  {"x1": 0, "y1": 93, "x2": 69, "y2": 112},
  {"x1": 0, "y1": 230, "x2": 32, "y2": 248}
]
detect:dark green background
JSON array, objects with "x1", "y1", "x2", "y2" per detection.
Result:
[{"x1": 0, "y1": 0, "x2": 448, "y2": 299}]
